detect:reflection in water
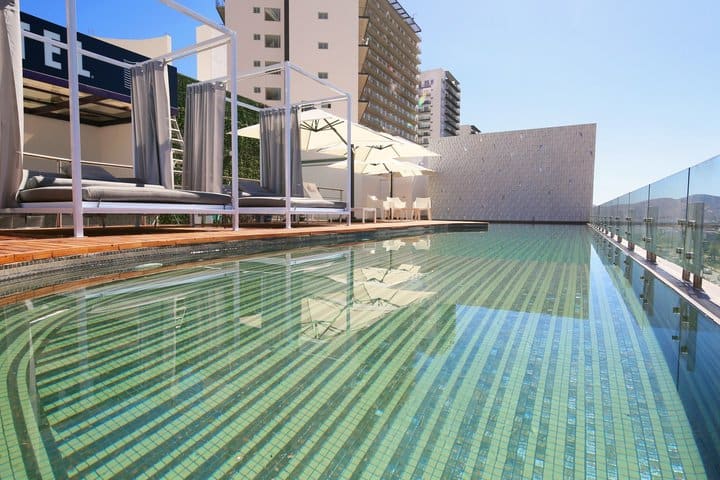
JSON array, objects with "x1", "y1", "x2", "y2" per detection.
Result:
[
  {"x1": 244, "y1": 247, "x2": 437, "y2": 342},
  {"x1": 306, "y1": 261, "x2": 436, "y2": 341},
  {"x1": 592, "y1": 230, "x2": 720, "y2": 478}
]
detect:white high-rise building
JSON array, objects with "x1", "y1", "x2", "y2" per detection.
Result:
[
  {"x1": 418, "y1": 68, "x2": 460, "y2": 145},
  {"x1": 198, "y1": 0, "x2": 421, "y2": 140},
  {"x1": 198, "y1": 0, "x2": 359, "y2": 120}
]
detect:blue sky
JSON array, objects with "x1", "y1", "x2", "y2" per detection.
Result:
[{"x1": 22, "y1": 0, "x2": 720, "y2": 204}]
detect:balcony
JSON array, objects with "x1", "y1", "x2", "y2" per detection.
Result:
[
  {"x1": 445, "y1": 110, "x2": 460, "y2": 123},
  {"x1": 445, "y1": 103, "x2": 460, "y2": 117},
  {"x1": 446, "y1": 87, "x2": 460, "y2": 103}
]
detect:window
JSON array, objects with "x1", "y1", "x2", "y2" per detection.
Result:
[
  {"x1": 265, "y1": 87, "x2": 281, "y2": 101},
  {"x1": 265, "y1": 7, "x2": 281, "y2": 21},
  {"x1": 318, "y1": 12, "x2": 328, "y2": 19},
  {"x1": 265, "y1": 34, "x2": 281, "y2": 48},
  {"x1": 321, "y1": 103, "x2": 332, "y2": 109},
  {"x1": 266, "y1": 61, "x2": 281, "y2": 75},
  {"x1": 253, "y1": 60, "x2": 261, "y2": 67},
  {"x1": 253, "y1": 87, "x2": 261, "y2": 94},
  {"x1": 318, "y1": 42, "x2": 328, "y2": 50},
  {"x1": 252, "y1": 7, "x2": 260, "y2": 14},
  {"x1": 318, "y1": 72, "x2": 328, "y2": 79},
  {"x1": 253, "y1": 33, "x2": 260, "y2": 41}
]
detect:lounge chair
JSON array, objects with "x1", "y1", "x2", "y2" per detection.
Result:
[
  {"x1": 234, "y1": 179, "x2": 344, "y2": 208},
  {"x1": 233, "y1": 179, "x2": 349, "y2": 222},
  {"x1": 302, "y1": 182, "x2": 347, "y2": 209},
  {"x1": 413, "y1": 197, "x2": 432, "y2": 220}
]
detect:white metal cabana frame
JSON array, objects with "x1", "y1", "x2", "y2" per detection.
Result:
[
  {"x1": 223, "y1": 61, "x2": 353, "y2": 228},
  {"x1": 1, "y1": 0, "x2": 241, "y2": 237}
]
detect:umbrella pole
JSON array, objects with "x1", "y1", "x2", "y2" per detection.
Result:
[
  {"x1": 350, "y1": 147, "x2": 355, "y2": 209},
  {"x1": 386, "y1": 165, "x2": 393, "y2": 198}
]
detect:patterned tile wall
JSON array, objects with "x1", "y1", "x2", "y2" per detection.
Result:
[{"x1": 428, "y1": 124, "x2": 596, "y2": 222}]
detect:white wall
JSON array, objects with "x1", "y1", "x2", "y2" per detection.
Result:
[
  {"x1": 195, "y1": 25, "x2": 228, "y2": 82},
  {"x1": 225, "y1": 0, "x2": 284, "y2": 105},
  {"x1": 288, "y1": 0, "x2": 358, "y2": 121},
  {"x1": 99, "y1": 35, "x2": 171, "y2": 59},
  {"x1": 428, "y1": 124, "x2": 596, "y2": 222},
  {"x1": 205, "y1": 0, "x2": 359, "y2": 120},
  {"x1": 23, "y1": 115, "x2": 133, "y2": 176}
]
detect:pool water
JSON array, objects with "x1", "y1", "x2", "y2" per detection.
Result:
[{"x1": 1, "y1": 225, "x2": 718, "y2": 479}]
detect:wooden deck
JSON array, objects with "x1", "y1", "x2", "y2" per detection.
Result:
[{"x1": 0, "y1": 220, "x2": 484, "y2": 266}]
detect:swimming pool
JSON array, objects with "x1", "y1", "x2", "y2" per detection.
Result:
[{"x1": 1, "y1": 225, "x2": 718, "y2": 479}]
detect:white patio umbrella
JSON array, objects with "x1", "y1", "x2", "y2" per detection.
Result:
[
  {"x1": 323, "y1": 134, "x2": 437, "y2": 196},
  {"x1": 327, "y1": 155, "x2": 434, "y2": 197},
  {"x1": 236, "y1": 108, "x2": 396, "y2": 206},
  {"x1": 320, "y1": 134, "x2": 440, "y2": 162},
  {"x1": 236, "y1": 108, "x2": 393, "y2": 151}
]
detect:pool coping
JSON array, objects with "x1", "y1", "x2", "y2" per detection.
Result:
[{"x1": 0, "y1": 221, "x2": 487, "y2": 304}]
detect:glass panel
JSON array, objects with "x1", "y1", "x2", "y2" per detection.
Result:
[
  {"x1": 611, "y1": 197, "x2": 621, "y2": 238},
  {"x1": 628, "y1": 186, "x2": 648, "y2": 248},
  {"x1": 688, "y1": 154, "x2": 720, "y2": 281},
  {"x1": 265, "y1": 34, "x2": 281, "y2": 48},
  {"x1": 648, "y1": 169, "x2": 688, "y2": 264},
  {"x1": 619, "y1": 193, "x2": 630, "y2": 242},
  {"x1": 264, "y1": 7, "x2": 281, "y2": 21},
  {"x1": 597, "y1": 202, "x2": 609, "y2": 231},
  {"x1": 602, "y1": 201, "x2": 613, "y2": 232},
  {"x1": 265, "y1": 87, "x2": 281, "y2": 101}
]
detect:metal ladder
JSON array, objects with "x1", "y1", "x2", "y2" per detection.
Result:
[{"x1": 171, "y1": 118, "x2": 184, "y2": 189}]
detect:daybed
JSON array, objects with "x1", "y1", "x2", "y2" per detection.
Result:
[
  {"x1": 236, "y1": 179, "x2": 348, "y2": 217},
  {"x1": 17, "y1": 171, "x2": 230, "y2": 205}
]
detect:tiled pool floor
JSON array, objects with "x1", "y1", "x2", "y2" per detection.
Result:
[{"x1": 0, "y1": 225, "x2": 712, "y2": 478}]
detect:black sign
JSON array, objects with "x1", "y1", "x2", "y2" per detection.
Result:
[{"x1": 20, "y1": 12, "x2": 178, "y2": 109}]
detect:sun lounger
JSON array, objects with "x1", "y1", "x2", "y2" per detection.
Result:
[{"x1": 302, "y1": 182, "x2": 347, "y2": 209}]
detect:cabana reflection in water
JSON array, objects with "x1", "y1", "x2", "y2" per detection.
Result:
[{"x1": 1, "y1": 225, "x2": 718, "y2": 478}]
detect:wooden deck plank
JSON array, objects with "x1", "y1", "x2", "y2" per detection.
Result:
[{"x1": 0, "y1": 221, "x2": 485, "y2": 267}]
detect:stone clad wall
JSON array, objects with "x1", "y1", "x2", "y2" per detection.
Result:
[{"x1": 427, "y1": 124, "x2": 596, "y2": 222}]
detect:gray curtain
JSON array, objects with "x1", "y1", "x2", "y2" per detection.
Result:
[
  {"x1": 259, "y1": 107, "x2": 302, "y2": 196},
  {"x1": 131, "y1": 61, "x2": 172, "y2": 188},
  {"x1": 0, "y1": 0, "x2": 22, "y2": 207},
  {"x1": 183, "y1": 81, "x2": 225, "y2": 193}
]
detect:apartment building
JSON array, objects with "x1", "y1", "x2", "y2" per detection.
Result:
[
  {"x1": 417, "y1": 68, "x2": 460, "y2": 145},
  {"x1": 358, "y1": 0, "x2": 421, "y2": 141},
  {"x1": 199, "y1": 0, "x2": 420, "y2": 139}
]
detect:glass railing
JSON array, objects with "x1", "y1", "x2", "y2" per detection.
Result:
[{"x1": 591, "y1": 154, "x2": 720, "y2": 288}]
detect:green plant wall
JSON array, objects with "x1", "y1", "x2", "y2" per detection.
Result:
[{"x1": 176, "y1": 73, "x2": 261, "y2": 181}]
